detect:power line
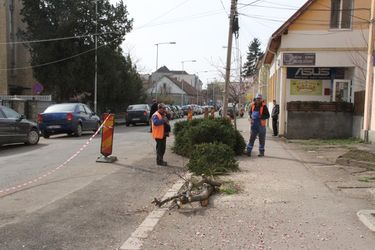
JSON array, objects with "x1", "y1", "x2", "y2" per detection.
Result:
[
  {"x1": 137, "y1": 0, "x2": 192, "y2": 29},
  {"x1": 220, "y1": 0, "x2": 229, "y2": 16},
  {"x1": 0, "y1": 37, "x2": 121, "y2": 71},
  {"x1": 0, "y1": 31, "x2": 122, "y2": 45}
]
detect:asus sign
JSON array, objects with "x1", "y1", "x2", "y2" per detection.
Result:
[{"x1": 287, "y1": 67, "x2": 332, "y2": 80}]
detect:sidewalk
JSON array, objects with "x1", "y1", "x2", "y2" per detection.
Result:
[{"x1": 138, "y1": 118, "x2": 375, "y2": 249}]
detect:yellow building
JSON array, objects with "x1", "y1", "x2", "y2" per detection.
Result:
[
  {"x1": 263, "y1": 0, "x2": 370, "y2": 138},
  {"x1": 0, "y1": 0, "x2": 35, "y2": 95}
]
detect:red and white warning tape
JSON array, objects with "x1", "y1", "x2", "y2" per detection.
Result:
[{"x1": 0, "y1": 115, "x2": 111, "y2": 198}]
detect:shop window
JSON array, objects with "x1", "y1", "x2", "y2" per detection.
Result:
[{"x1": 330, "y1": 0, "x2": 352, "y2": 29}]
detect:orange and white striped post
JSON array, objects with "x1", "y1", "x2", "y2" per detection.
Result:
[{"x1": 96, "y1": 113, "x2": 118, "y2": 163}]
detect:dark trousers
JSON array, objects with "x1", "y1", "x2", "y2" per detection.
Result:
[
  {"x1": 155, "y1": 138, "x2": 166, "y2": 163},
  {"x1": 272, "y1": 117, "x2": 278, "y2": 136},
  {"x1": 247, "y1": 126, "x2": 266, "y2": 153}
]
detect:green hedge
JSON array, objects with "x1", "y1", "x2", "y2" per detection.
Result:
[
  {"x1": 187, "y1": 143, "x2": 239, "y2": 176},
  {"x1": 173, "y1": 118, "x2": 246, "y2": 157}
]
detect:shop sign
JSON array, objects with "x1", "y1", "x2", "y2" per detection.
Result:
[
  {"x1": 283, "y1": 53, "x2": 315, "y2": 66},
  {"x1": 290, "y1": 79, "x2": 323, "y2": 96},
  {"x1": 287, "y1": 67, "x2": 332, "y2": 80}
]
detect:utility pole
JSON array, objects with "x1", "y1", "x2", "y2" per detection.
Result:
[
  {"x1": 364, "y1": 0, "x2": 375, "y2": 141},
  {"x1": 223, "y1": 0, "x2": 237, "y2": 118}
]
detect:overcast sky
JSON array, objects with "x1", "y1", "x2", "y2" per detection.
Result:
[{"x1": 110, "y1": 0, "x2": 307, "y2": 86}]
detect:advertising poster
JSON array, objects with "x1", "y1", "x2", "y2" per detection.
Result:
[{"x1": 290, "y1": 79, "x2": 323, "y2": 96}]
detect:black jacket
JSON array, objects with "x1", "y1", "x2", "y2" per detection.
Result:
[
  {"x1": 149, "y1": 102, "x2": 158, "y2": 119},
  {"x1": 271, "y1": 104, "x2": 279, "y2": 118}
]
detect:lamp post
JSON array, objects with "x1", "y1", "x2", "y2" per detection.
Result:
[
  {"x1": 152, "y1": 42, "x2": 176, "y2": 101},
  {"x1": 155, "y1": 42, "x2": 176, "y2": 71},
  {"x1": 180, "y1": 59, "x2": 196, "y2": 106},
  {"x1": 94, "y1": 0, "x2": 98, "y2": 113}
]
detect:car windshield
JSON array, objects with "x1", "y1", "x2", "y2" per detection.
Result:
[
  {"x1": 44, "y1": 104, "x2": 76, "y2": 113},
  {"x1": 1, "y1": 106, "x2": 21, "y2": 119},
  {"x1": 127, "y1": 104, "x2": 148, "y2": 110}
]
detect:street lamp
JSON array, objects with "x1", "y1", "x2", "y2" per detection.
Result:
[
  {"x1": 155, "y1": 42, "x2": 176, "y2": 71},
  {"x1": 94, "y1": 0, "x2": 98, "y2": 113},
  {"x1": 152, "y1": 42, "x2": 176, "y2": 100},
  {"x1": 180, "y1": 59, "x2": 196, "y2": 106}
]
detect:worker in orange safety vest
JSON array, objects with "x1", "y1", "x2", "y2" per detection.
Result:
[
  {"x1": 151, "y1": 103, "x2": 168, "y2": 166},
  {"x1": 246, "y1": 93, "x2": 270, "y2": 157}
]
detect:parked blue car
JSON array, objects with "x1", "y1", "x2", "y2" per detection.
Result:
[{"x1": 38, "y1": 103, "x2": 100, "y2": 138}]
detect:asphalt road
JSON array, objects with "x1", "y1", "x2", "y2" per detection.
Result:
[{"x1": 0, "y1": 123, "x2": 186, "y2": 250}]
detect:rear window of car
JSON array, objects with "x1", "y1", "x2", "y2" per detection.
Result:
[
  {"x1": 44, "y1": 104, "x2": 76, "y2": 113},
  {"x1": 127, "y1": 105, "x2": 148, "y2": 110}
]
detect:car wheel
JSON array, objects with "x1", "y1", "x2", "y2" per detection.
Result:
[
  {"x1": 75, "y1": 124, "x2": 83, "y2": 137},
  {"x1": 42, "y1": 132, "x2": 50, "y2": 139},
  {"x1": 26, "y1": 129, "x2": 40, "y2": 145}
]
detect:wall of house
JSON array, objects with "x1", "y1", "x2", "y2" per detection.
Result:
[
  {"x1": 286, "y1": 111, "x2": 353, "y2": 139},
  {"x1": 288, "y1": 0, "x2": 370, "y2": 31},
  {"x1": 12, "y1": 0, "x2": 34, "y2": 94},
  {"x1": 0, "y1": 0, "x2": 9, "y2": 94}
]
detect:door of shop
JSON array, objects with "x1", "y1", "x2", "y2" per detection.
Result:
[{"x1": 333, "y1": 80, "x2": 352, "y2": 103}]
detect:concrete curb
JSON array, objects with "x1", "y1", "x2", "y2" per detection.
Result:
[
  {"x1": 357, "y1": 210, "x2": 375, "y2": 232},
  {"x1": 119, "y1": 173, "x2": 190, "y2": 250}
]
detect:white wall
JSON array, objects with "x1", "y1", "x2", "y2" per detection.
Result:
[
  {"x1": 281, "y1": 30, "x2": 368, "y2": 49},
  {"x1": 147, "y1": 77, "x2": 185, "y2": 95}
]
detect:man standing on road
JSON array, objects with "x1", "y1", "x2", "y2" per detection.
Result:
[
  {"x1": 271, "y1": 100, "x2": 279, "y2": 136},
  {"x1": 149, "y1": 99, "x2": 158, "y2": 132},
  {"x1": 247, "y1": 93, "x2": 270, "y2": 157},
  {"x1": 151, "y1": 103, "x2": 168, "y2": 166}
]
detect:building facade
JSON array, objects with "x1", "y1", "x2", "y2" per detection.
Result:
[
  {"x1": 263, "y1": 0, "x2": 370, "y2": 137},
  {"x1": 0, "y1": 0, "x2": 35, "y2": 95}
]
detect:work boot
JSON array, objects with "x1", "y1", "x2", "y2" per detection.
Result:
[
  {"x1": 157, "y1": 161, "x2": 167, "y2": 166},
  {"x1": 258, "y1": 152, "x2": 264, "y2": 157}
]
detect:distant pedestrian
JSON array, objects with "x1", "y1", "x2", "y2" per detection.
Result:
[
  {"x1": 246, "y1": 93, "x2": 270, "y2": 157},
  {"x1": 271, "y1": 100, "x2": 279, "y2": 136},
  {"x1": 210, "y1": 107, "x2": 215, "y2": 119},
  {"x1": 151, "y1": 103, "x2": 168, "y2": 166},
  {"x1": 187, "y1": 106, "x2": 193, "y2": 121},
  {"x1": 149, "y1": 99, "x2": 158, "y2": 132},
  {"x1": 204, "y1": 107, "x2": 209, "y2": 118}
]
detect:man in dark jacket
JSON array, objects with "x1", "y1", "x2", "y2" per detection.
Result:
[
  {"x1": 271, "y1": 100, "x2": 280, "y2": 136},
  {"x1": 247, "y1": 93, "x2": 270, "y2": 157}
]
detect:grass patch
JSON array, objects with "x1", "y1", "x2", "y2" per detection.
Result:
[
  {"x1": 289, "y1": 138, "x2": 364, "y2": 146},
  {"x1": 219, "y1": 181, "x2": 241, "y2": 195},
  {"x1": 358, "y1": 176, "x2": 375, "y2": 182}
]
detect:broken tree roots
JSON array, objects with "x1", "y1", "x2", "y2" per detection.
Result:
[{"x1": 152, "y1": 175, "x2": 222, "y2": 209}]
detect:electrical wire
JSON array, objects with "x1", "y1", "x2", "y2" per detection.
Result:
[
  {"x1": 0, "y1": 37, "x2": 122, "y2": 71},
  {"x1": 0, "y1": 31, "x2": 122, "y2": 45},
  {"x1": 136, "y1": 0, "x2": 192, "y2": 29},
  {"x1": 219, "y1": 0, "x2": 229, "y2": 16}
]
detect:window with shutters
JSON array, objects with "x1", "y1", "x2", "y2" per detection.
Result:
[{"x1": 330, "y1": 0, "x2": 353, "y2": 29}]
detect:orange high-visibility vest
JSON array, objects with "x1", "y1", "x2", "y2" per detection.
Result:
[
  {"x1": 152, "y1": 112, "x2": 165, "y2": 139},
  {"x1": 187, "y1": 110, "x2": 193, "y2": 121},
  {"x1": 251, "y1": 102, "x2": 266, "y2": 127}
]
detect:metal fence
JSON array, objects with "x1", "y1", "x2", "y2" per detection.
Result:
[{"x1": 0, "y1": 95, "x2": 52, "y2": 101}]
